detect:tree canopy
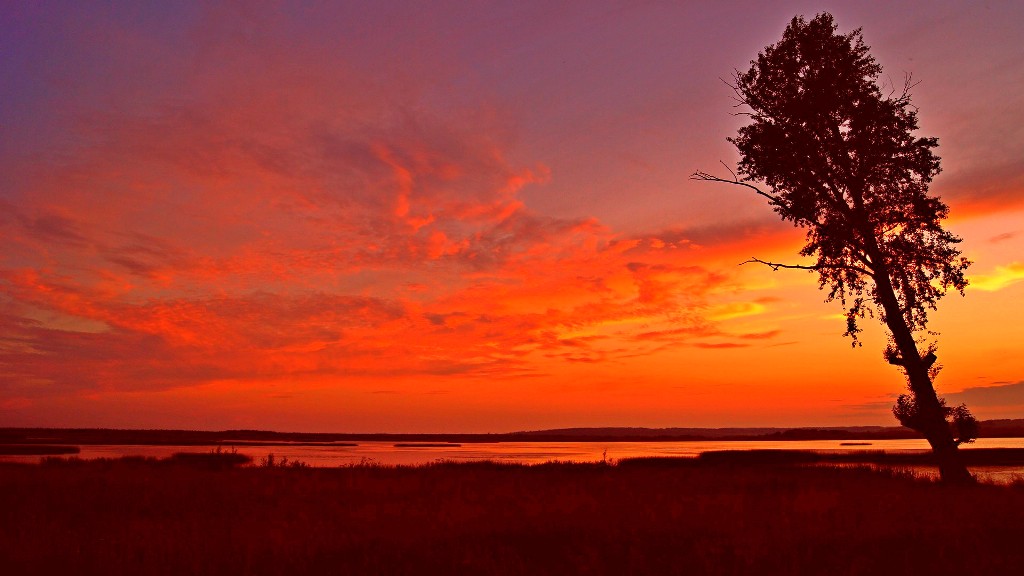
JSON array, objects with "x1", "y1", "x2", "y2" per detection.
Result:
[{"x1": 724, "y1": 13, "x2": 968, "y2": 343}]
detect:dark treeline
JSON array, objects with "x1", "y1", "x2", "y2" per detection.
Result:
[{"x1": 4, "y1": 419, "x2": 1024, "y2": 446}]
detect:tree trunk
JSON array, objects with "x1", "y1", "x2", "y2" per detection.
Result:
[
  {"x1": 900, "y1": 353, "x2": 975, "y2": 484},
  {"x1": 869, "y1": 252, "x2": 975, "y2": 484}
]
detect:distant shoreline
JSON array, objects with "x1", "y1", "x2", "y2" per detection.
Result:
[{"x1": 4, "y1": 419, "x2": 1024, "y2": 446}]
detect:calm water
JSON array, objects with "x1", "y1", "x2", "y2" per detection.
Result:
[{"x1": 5, "y1": 438, "x2": 1024, "y2": 483}]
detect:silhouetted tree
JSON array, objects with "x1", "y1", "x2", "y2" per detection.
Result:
[{"x1": 694, "y1": 13, "x2": 976, "y2": 483}]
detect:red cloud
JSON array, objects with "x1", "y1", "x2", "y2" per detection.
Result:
[{"x1": 0, "y1": 4, "x2": 787, "y2": 408}]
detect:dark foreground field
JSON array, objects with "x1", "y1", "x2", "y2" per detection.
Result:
[{"x1": 3, "y1": 458, "x2": 1023, "y2": 575}]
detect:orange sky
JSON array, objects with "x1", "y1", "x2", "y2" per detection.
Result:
[{"x1": 2, "y1": 2, "x2": 1023, "y2": 432}]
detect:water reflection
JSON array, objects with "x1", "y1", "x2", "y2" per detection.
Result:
[{"x1": 4, "y1": 438, "x2": 1024, "y2": 483}]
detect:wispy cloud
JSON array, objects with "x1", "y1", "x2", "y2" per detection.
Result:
[
  {"x1": 3, "y1": 77, "x2": 800, "y2": 394},
  {"x1": 947, "y1": 381, "x2": 1024, "y2": 407},
  {"x1": 969, "y1": 262, "x2": 1024, "y2": 292},
  {"x1": 988, "y1": 231, "x2": 1019, "y2": 244}
]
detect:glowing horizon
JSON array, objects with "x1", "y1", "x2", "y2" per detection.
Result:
[{"x1": 2, "y1": 2, "x2": 1023, "y2": 433}]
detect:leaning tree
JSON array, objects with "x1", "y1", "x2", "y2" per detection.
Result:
[{"x1": 694, "y1": 13, "x2": 976, "y2": 483}]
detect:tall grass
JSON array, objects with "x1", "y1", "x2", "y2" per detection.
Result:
[{"x1": 1, "y1": 458, "x2": 1022, "y2": 575}]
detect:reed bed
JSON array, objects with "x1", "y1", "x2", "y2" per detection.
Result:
[{"x1": 2, "y1": 457, "x2": 1022, "y2": 575}]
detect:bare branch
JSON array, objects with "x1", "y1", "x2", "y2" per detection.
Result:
[
  {"x1": 741, "y1": 257, "x2": 872, "y2": 276},
  {"x1": 741, "y1": 258, "x2": 818, "y2": 271},
  {"x1": 719, "y1": 160, "x2": 737, "y2": 182},
  {"x1": 691, "y1": 167, "x2": 852, "y2": 243},
  {"x1": 721, "y1": 73, "x2": 748, "y2": 108},
  {"x1": 690, "y1": 170, "x2": 782, "y2": 207}
]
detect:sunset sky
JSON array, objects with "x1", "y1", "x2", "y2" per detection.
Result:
[{"x1": 2, "y1": 1, "x2": 1024, "y2": 433}]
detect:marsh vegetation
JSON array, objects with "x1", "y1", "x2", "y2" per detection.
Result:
[{"x1": 2, "y1": 456, "x2": 1023, "y2": 575}]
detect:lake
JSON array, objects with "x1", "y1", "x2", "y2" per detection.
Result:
[{"x1": 4, "y1": 437, "x2": 1024, "y2": 482}]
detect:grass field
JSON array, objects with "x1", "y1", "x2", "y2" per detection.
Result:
[{"x1": 2, "y1": 456, "x2": 1023, "y2": 575}]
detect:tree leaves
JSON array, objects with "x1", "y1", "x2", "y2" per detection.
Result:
[{"x1": 727, "y1": 13, "x2": 969, "y2": 343}]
